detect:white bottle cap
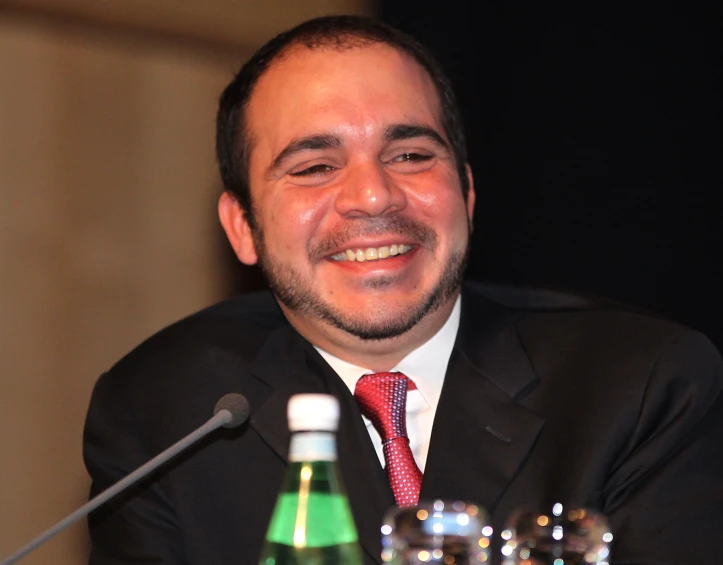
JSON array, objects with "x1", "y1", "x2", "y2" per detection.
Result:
[{"x1": 288, "y1": 393, "x2": 340, "y2": 432}]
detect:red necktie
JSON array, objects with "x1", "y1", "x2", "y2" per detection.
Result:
[{"x1": 354, "y1": 372, "x2": 423, "y2": 507}]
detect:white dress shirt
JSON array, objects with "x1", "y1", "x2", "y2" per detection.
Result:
[{"x1": 315, "y1": 296, "x2": 461, "y2": 472}]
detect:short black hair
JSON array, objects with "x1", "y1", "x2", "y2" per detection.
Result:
[{"x1": 216, "y1": 15, "x2": 468, "y2": 227}]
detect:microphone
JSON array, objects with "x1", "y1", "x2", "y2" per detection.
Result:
[{"x1": 0, "y1": 392, "x2": 250, "y2": 565}]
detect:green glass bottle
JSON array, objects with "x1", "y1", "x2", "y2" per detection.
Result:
[{"x1": 258, "y1": 394, "x2": 364, "y2": 565}]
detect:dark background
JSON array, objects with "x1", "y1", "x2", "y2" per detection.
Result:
[{"x1": 380, "y1": 3, "x2": 722, "y2": 349}]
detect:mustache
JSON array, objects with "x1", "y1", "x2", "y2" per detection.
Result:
[{"x1": 309, "y1": 216, "x2": 438, "y2": 261}]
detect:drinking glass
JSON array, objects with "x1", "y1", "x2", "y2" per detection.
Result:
[
  {"x1": 500, "y1": 504, "x2": 613, "y2": 564},
  {"x1": 381, "y1": 499, "x2": 493, "y2": 564}
]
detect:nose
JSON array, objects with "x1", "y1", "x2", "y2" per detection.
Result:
[{"x1": 334, "y1": 160, "x2": 407, "y2": 218}]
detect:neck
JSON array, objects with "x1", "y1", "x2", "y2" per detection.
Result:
[{"x1": 279, "y1": 292, "x2": 459, "y2": 372}]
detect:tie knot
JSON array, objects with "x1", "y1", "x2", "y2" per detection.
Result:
[{"x1": 354, "y1": 372, "x2": 413, "y2": 442}]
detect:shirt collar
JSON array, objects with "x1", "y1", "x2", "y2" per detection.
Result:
[{"x1": 314, "y1": 295, "x2": 461, "y2": 413}]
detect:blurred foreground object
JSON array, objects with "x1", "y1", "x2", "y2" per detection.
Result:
[
  {"x1": 381, "y1": 500, "x2": 492, "y2": 564},
  {"x1": 501, "y1": 505, "x2": 612, "y2": 565}
]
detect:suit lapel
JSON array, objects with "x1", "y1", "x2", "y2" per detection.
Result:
[
  {"x1": 247, "y1": 325, "x2": 391, "y2": 564},
  {"x1": 421, "y1": 286, "x2": 545, "y2": 515},
  {"x1": 247, "y1": 325, "x2": 326, "y2": 461}
]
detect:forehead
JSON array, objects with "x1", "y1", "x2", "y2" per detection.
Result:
[{"x1": 244, "y1": 43, "x2": 444, "y2": 157}]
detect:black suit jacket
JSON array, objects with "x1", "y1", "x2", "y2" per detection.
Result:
[{"x1": 84, "y1": 282, "x2": 723, "y2": 564}]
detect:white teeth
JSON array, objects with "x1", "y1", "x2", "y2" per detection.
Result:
[{"x1": 330, "y1": 244, "x2": 412, "y2": 262}]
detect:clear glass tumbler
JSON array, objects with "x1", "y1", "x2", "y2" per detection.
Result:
[
  {"x1": 381, "y1": 499, "x2": 493, "y2": 564},
  {"x1": 500, "y1": 504, "x2": 613, "y2": 565}
]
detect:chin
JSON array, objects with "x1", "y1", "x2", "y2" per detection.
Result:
[{"x1": 324, "y1": 299, "x2": 437, "y2": 342}]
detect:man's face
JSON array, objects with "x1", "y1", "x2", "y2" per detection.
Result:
[{"x1": 223, "y1": 43, "x2": 475, "y2": 342}]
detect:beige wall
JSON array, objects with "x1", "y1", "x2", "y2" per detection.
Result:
[{"x1": 0, "y1": 1, "x2": 368, "y2": 563}]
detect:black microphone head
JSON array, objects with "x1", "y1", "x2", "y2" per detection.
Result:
[{"x1": 214, "y1": 393, "x2": 250, "y2": 428}]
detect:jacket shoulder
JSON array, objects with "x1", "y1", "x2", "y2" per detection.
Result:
[
  {"x1": 464, "y1": 280, "x2": 721, "y2": 371},
  {"x1": 465, "y1": 280, "x2": 649, "y2": 313},
  {"x1": 107, "y1": 291, "x2": 286, "y2": 381}
]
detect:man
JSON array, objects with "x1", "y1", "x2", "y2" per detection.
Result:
[{"x1": 83, "y1": 15, "x2": 723, "y2": 565}]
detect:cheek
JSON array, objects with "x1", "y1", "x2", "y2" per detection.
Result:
[
  {"x1": 405, "y1": 165, "x2": 464, "y2": 206},
  {"x1": 264, "y1": 189, "x2": 332, "y2": 252},
  {"x1": 439, "y1": 202, "x2": 471, "y2": 247},
  {"x1": 413, "y1": 177, "x2": 469, "y2": 231},
  {"x1": 296, "y1": 194, "x2": 328, "y2": 226}
]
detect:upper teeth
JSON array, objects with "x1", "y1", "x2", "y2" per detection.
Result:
[{"x1": 331, "y1": 244, "x2": 412, "y2": 262}]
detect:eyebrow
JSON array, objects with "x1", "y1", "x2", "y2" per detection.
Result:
[
  {"x1": 384, "y1": 123, "x2": 449, "y2": 149},
  {"x1": 267, "y1": 133, "x2": 343, "y2": 176}
]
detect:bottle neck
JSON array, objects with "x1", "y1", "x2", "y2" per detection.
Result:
[{"x1": 288, "y1": 431, "x2": 337, "y2": 462}]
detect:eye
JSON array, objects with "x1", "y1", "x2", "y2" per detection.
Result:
[
  {"x1": 289, "y1": 164, "x2": 336, "y2": 177},
  {"x1": 385, "y1": 151, "x2": 436, "y2": 173},
  {"x1": 391, "y1": 152, "x2": 433, "y2": 163}
]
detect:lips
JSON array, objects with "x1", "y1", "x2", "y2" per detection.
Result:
[
  {"x1": 309, "y1": 216, "x2": 438, "y2": 264},
  {"x1": 330, "y1": 244, "x2": 413, "y2": 262}
]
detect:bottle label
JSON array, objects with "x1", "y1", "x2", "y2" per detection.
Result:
[
  {"x1": 265, "y1": 492, "x2": 359, "y2": 547},
  {"x1": 289, "y1": 432, "x2": 337, "y2": 462}
]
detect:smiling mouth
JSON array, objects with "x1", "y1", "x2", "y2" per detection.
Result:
[{"x1": 330, "y1": 244, "x2": 413, "y2": 262}]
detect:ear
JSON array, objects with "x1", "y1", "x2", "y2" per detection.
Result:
[
  {"x1": 464, "y1": 163, "x2": 476, "y2": 229},
  {"x1": 218, "y1": 192, "x2": 259, "y2": 265}
]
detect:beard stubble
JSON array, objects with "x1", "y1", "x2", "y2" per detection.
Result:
[{"x1": 250, "y1": 215, "x2": 469, "y2": 341}]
